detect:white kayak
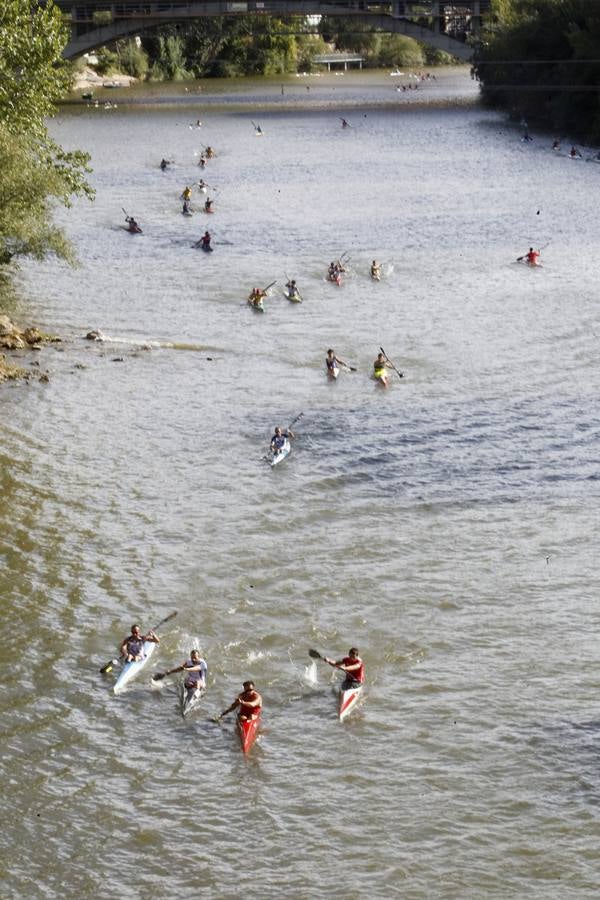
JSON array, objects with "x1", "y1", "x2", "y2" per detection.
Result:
[
  {"x1": 284, "y1": 290, "x2": 302, "y2": 303},
  {"x1": 270, "y1": 438, "x2": 291, "y2": 467},
  {"x1": 113, "y1": 641, "x2": 157, "y2": 694},
  {"x1": 181, "y1": 682, "x2": 206, "y2": 718},
  {"x1": 339, "y1": 682, "x2": 363, "y2": 721},
  {"x1": 328, "y1": 365, "x2": 340, "y2": 380}
]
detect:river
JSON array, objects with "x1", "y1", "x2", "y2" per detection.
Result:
[{"x1": 2, "y1": 68, "x2": 600, "y2": 899}]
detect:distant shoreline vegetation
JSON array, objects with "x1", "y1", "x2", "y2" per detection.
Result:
[
  {"x1": 473, "y1": 0, "x2": 600, "y2": 143},
  {"x1": 71, "y1": 18, "x2": 460, "y2": 84}
]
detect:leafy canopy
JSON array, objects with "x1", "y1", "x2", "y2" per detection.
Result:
[{"x1": 0, "y1": 0, "x2": 93, "y2": 267}]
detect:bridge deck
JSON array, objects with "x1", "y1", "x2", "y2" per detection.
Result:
[{"x1": 56, "y1": 0, "x2": 490, "y2": 60}]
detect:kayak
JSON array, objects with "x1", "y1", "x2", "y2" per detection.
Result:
[
  {"x1": 371, "y1": 271, "x2": 381, "y2": 281},
  {"x1": 248, "y1": 297, "x2": 265, "y2": 312},
  {"x1": 373, "y1": 368, "x2": 388, "y2": 387},
  {"x1": 204, "y1": 207, "x2": 214, "y2": 214},
  {"x1": 339, "y1": 683, "x2": 363, "y2": 721},
  {"x1": 181, "y1": 682, "x2": 206, "y2": 718},
  {"x1": 327, "y1": 273, "x2": 342, "y2": 286},
  {"x1": 200, "y1": 243, "x2": 213, "y2": 253},
  {"x1": 113, "y1": 641, "x2": 157, "y2": 694},
  {"x1": 238, "y1": 712, "x2": 261, "y2": 753},
  {"x1": 284, "y1": 290, "x2": 302, "y2": 303},
  {"x1": 327, "y1": 365, "x2": 340, "y2": 380},
  {"x1": 270, "y1": 438, "x2": 290, "y2": 466}
]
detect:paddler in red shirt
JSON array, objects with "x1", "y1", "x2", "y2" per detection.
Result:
[
  {"x1": 517, "y1": 247, "x2": 541, "y2": 267},
  {"x1": 324, "y1": 647, "x2": 365, "y2": 689},
  {"x1": 218, "y1": 681, "x2": 262, "y2": 721}
]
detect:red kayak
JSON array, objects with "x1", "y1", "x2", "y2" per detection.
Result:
[{"x1": 238, "y1": 712, "x2": 260, "y2": 753}]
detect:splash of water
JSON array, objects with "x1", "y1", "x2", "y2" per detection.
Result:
[{"x1": 303, "y1": 660, "x2": 318, "y2": 685}]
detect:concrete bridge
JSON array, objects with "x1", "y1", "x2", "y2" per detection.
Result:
[{"x1": 57, "y1": 1, "x2": 490, "y2": 62}]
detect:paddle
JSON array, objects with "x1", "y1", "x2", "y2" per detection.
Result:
[
  {"x1": 380, "y1": 346, "x2": 404, "y2": 380},
  {"x1": 309, "y1": 648, "x2": 342, "y2": 670},
  {"x1": 122, "y1": 208, "x2": 142, "y2": 233},
  {"x1": 264, "y1": 412, "x2": 303, "y2": 461},
  {"x1": 262, "y1": 280, "x2": 277, "y2": 294},
  {"x1": 99, "y1": 611, "x2": 177, "y2": 674}
]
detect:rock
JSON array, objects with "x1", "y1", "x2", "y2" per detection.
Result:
[
  {"x1": 0, "y1": 315, "x2": 13, "y2": 336},
  {"x1": 40, "y1": 373, "x2": 50, "y2": 383},
  {"x1": 85, "y1": 330, "x2": 104, "y2": 341}
]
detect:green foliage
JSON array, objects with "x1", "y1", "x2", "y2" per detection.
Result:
[
  {"x1": 95, "y1": 46, "x2": 120, "y2": 76},
  {"x1": 421, "y1": 45, "x2": 461, "y2": 66},
  {"x1": 0, "y1": 0, "x2": 93, "y2": 268},
  {"x1": 474, "y1": 0, "x2": 600, "y2": 141},
  {"x1": 148, "y1": 34, "x2": 194, "y2": 81},
  {"x1": 0, "y1": 0, "x2": 71, "y2": 139},
  {"x1": 296, "y1": 34, "x2": 331, "y2": 73},
  {"x1": 377, "y1": 34, "x2": 425, "y2": 68},
  {"x1": 116, "y1": 40, "x2": 150, "y2": 80}
]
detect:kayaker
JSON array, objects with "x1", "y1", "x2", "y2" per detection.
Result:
[
  {"x1": 158, "y1": 649, "x2": 207, "y2": 691},
  {"x1": 340, "y1": 118, "x2": 351, "y2": 128},
  {"x1": 219, "y1": 681, "x2": 262, "y2": 721},
  {"x1": 181, "y1": 186, "x2": 193, "y2": 202},
  {"x1": 286, "y1": 279, "x2": 300, "y2": 300},
  {"x1": 569, "y1": 146, "x2": 582, "y2": 158},
  {"x1": 125, "y1": 215, "x2": 141, "y2": 234},
  {"x1": 198, "y1": 155, "x2": 206, "y2": 168},
  {"x1": 370, "y1": 260, "x2": 382, "y2": 280},
  {"x1": 373, "y1": 351, "x2": 393, "y2": 386},
  {"x1": 517, "y1": 247, "x2": 541, "y2": 266},
  {"x1": 160, "y1": 158, "x2": 170, "y2": 170},
  {"x1": 270, "y1": 425, "x2": 294, "y2": 454},
  {"x1": 326, "y1": 348, "x2": 348, "y2": 376},
  {"x1": 249, "y1": 287, "x2": 266, "y2": 307},
  {"x1": 552, "y1": 139, "x2": 560, "y2": 151},
  {"x1": 198, "y1": 230, "x2": 212, "y2": 250},
  {"x1": 204, "y1": 197, "x2": 214, "y2": 213},
  {"x1": 197, "y1": 179, "x2": 208, "y2": 191},
  {"x1": 324, "y1": 647, "x2": 365, "y2": 690},
  {"x1": 182, "y1": 199, "x2": 192, "y2": 215},
  {"x1": 119, "y1": 624, "x2": 159, "y2": 663}
]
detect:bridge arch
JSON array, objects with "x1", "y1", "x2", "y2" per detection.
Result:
[{"x1": 58, "y1": 2, "x2": 483, "y2": 62}]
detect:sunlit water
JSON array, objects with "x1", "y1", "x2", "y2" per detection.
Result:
[{"x1": 2, "y1": 70, "x2": 600, "y2": 899}]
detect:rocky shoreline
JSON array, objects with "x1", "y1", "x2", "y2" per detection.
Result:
[{"x1": 0, "y1": 315, "x2": 60, "y2": 383}]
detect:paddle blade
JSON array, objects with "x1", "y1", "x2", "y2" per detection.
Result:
[
  {"x1": 100, "y1": 658, "x2": 118, "y2": 674},
  {"x1": 308, "y1": 648, "x2": 322, "y2": 659},
  {"x1": 152, "y1": 672, "x2": 166, "y2": 681}
]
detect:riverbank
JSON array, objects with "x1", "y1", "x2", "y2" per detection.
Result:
[
  {"x1": 65, "y1": 65, "x2": 477, "y2": 112},
  {"x1": 0, "y1": 315, "x2": 58, "y2": 383}
]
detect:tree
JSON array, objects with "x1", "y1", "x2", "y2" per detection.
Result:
[
  {"x1": 473, "y1": 0, "x2": 600, "y2": 141},
  {"x1": 0, "y1": 0, "x2": 93, "y2": 269}
]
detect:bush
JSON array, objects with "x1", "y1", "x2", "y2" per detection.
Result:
[
  {"x1": 95, "y1": 47, "x2": 119, "y2": 75},
  {"x1": 377, "y1": 34, "x2": 425, "y2": 68},
  {"x1": 117, "y1": 40, "x2": 149, "y2": 80}
]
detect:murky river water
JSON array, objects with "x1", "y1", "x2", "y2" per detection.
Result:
[{"x1": 2, "y1": 69, "x2": 600, "y2": 899}]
